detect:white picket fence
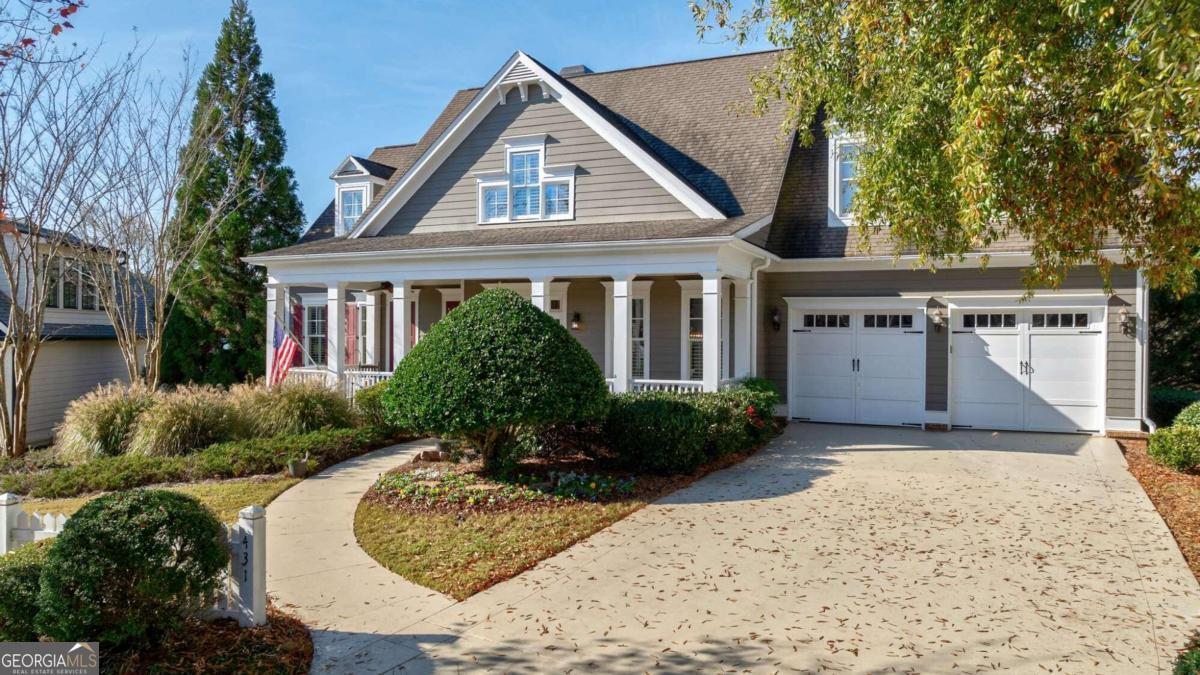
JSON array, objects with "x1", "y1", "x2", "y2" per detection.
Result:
[{"x1": 0, "y1": 493, "x2": 267, "y2": 627}]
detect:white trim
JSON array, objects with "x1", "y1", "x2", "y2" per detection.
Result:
[
  {"x1": 335, "y1": 185, "x2": 368, "y2": 236},
  {"x1": 441, "y1": 287, "x2": 464, "y2": 318},
  {"x1": 766, "y1": 249, "x2": 1129, "y2": 272},
  {"x1": 348, "y1": 52, "x2": 724, "y2": 238},
  {"x1": 827, "y1": 134, "x2": 862, "y2": 227},
  {"x1": 1105, "y1": 417, "x2": 1143, "y2": 432},
  {"x1": 1134, "y1": 269, "x2": 1150, "y2": 431},
  {"x1": 784, "y1": 296, "x2": 930, "y2": 310},
  {"x1": 733, "y1": 213, "x2": 774, "y2": 240},
  {"x1": 945, "y1": 293, "x2": 1109, "y2": 310}
]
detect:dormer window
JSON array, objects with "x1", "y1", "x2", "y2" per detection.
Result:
[
  {"x1": 340, "y1": 188, "x2": 365, "y2": 233},
  {"x1": 476, "y1": 134, "x2": 574, "y2": 224},
  {"x1": 827, "y1": 133, "x2": 863, "y2": 227}
]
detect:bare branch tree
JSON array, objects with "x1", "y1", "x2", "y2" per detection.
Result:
[
  {"x1": 0, "y1": 41, "x2": 136, "y2": 457},
  {"x1": 83, "y1": 55, "x2": 253, "y2": 389}
]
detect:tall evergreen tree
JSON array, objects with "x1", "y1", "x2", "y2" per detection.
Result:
[{"x1": 162, "y1": 0, "x2": 303, "y2": 385}]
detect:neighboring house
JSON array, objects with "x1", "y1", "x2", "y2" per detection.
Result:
[
  {"x1": 0, "y1": 226, "x2": 140, "y2": 445},
  {"x1": 246, "y1": 51, "x2": 1152, "y2": 435}
]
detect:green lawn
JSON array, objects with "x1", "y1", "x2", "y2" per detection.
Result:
[
  {"x1": 23, "y1": 476, "x2": 299, "y2": 523},
  {"x1": 355, "y1": 498, "x2": 647, "y2": 600}
]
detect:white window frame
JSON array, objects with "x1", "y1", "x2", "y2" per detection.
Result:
[
  {"x1": 474, "y1": 134, "x2": 575, "y2": 224},
  {"x1": 680, "y1": 283, "x2": 704, "y2": 381},
  {"x1": 827, "y1": 134, "x2": 863, "y2": 227},
  {"x1": 336, "y1": 186, "x2": 367, "y2": 235},
  {"x1": 43, "y1": 255, "x2": 101, "y2": 312},
  {"x1": 300, "y1": 295, "x2": 328, "y2": 367},
  {"x1": 630, "y1": 291, "x2": 650, "y2": 380},
  {"x1": 354, "y1": 299, "x2": 370, "y2": 366}
]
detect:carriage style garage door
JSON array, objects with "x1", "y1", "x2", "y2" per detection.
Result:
[
  {"x1": 788, "y1": 306, "x2": 926, "y2": 427},
  {"x1": 950, "y1": 307, "x2": 1105, "y2": 433}
]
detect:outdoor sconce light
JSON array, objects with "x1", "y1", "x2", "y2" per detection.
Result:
[
  {"x1": 570, "y1": 312, "x2": 582, "y2": 331},
  {"x1": 770, "y1": 307, "x2": 782, "y2": 332},
  {"x1": 1119, "y1": 307, "x2": 1135, "y2": 335},
  {"x1": 932, "y1": 308, "x2": 946, "y2": 333}
]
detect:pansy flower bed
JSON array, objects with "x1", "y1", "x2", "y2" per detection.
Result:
[{"x1": 371, "y1": 465, "x2": 637, "y2": 513}]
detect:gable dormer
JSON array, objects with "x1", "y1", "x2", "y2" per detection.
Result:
[{"x1": 330, "y1": 156, "x2": 393, "y2": 236}]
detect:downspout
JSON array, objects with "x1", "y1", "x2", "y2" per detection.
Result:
[{"x1": 1137, "y1": 269, "x2": 1156, "y2": 433}]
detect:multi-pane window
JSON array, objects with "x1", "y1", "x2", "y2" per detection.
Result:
[
  {"x1": 863, "y1": 313, "x2": 913, "y2": 329},
  {"x1": 482, "y1": 186, "x2": 508, "y2": 221},
  {"x1": 357, "y1": 303, "x2": 369, "y2": 366},
  {"x1": 306, "y1": 305, "x2": 327, "y2": 366},
  {"x1": 46, "y1": 256, "x2": 59, "y2": 308},
  {"x1": 510, "y1": 151, "x2": 540, "y2": 217},
  {"x1": 687, "y1": 297, "x2": 704, "y2": 380},
  {"x1": 962, "y1": 313, "x2": 1016, "y2": 329},
  {"x1": 802, "y1": 313, "x2": 851, "y2": 329},
  {"x1": 631, "y1": 298, "x2": 646, "y2": 379},
  {"x1": 43, "y1": 257, "x2": 102, "y2": 312},
  {"x1": 545, "y1": 182, "x2": 570, "y2": 217},
  {"x1": 1032, "y1": 312, "x2": 1089, "y2": 328},
  {"x1": 340, "y1": 189, "x2": 364, "y2": 232},
  {"x1": 61, "y1": 259, "x2": 78, "y2": 309},
  {"x1": 836, "y1": 144, "x2": 860, "y2": 217}
]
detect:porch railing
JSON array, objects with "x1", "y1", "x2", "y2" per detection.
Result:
[
  {"x1": 284, "y1": 367, "x2": 390, "y2": 402},
  {"x1": 631, "y1": 379, "x2": 704, "y2": 393}
]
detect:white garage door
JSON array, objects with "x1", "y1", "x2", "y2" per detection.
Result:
[
  {"x1": 951, "y1": 309, "x2": 1104, "y2": 433},
  {"x1": 790, "y1": 309, "x2": 925, "y2": 427}
]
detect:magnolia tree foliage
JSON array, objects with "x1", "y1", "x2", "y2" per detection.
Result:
[
  {"x1": 381, "y1": 289, "x2": 609, "y2": 469},
  {"x1": 693, "y1": 0, "x2": 1200, "y2": 292}
]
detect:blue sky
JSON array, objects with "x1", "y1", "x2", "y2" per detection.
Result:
[{"x1": 68, "y1": 0, "x2": 766, "y2": 226}]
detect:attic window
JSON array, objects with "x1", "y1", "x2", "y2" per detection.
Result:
[
  {"x1": 340, "y1": 188, "x2": 364, "y2": 234},
  {"x1": 827, "y1": 133, "x2": 863, "y2": 226},
  {"x1": 475, "y1": 135, "x2": 574, "y2": 224}
]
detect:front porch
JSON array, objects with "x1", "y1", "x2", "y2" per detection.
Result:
[{"x1": 268, "y1": 274, "x2": 758, "y2": 397}]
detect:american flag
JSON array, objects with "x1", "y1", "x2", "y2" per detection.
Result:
[{"x1": 269, "y1": 318, "x2": 301, "y2": 387}]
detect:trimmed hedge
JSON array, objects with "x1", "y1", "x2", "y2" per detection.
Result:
[
  {"x1": 36, "y1": 490, "x2": 227, "y2": 645},
  {"x1": 1175, "y1": 401, "x2": 1200, "y2": 428},
  {"x1": 0, "y1": 428, "x2": 392, "y2": 499},
  {"x1": 0, "y1": 541, "x2": 48, "y2": 642},
  {"x1": 1148, "y1": 425, "x2": 1200, "y2": 472},
  {"x1": 606, "y1": 381, "x2": 780, "y2": 474},
  {"x1": 355, "y1": 381, "x2": 394, "y2": 433},
  {"x1": 1151, "y1": 388, "x2": 1200, "y2": 427}
]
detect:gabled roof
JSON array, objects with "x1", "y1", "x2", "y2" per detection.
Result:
[
  {"x1": 285, "y1": 50, "x2": 791, "y2": 255},
  {"x1": 331, "y1": 155, "x2": 397, "y2": 181}
]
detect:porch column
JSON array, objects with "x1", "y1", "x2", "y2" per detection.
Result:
[
  {"x1": 611, "y1": 277, "x2": 633, "y2": 392},
  {"x1": 701, "y1": 274, "x2": 722, "y2": 392},
  {"x1": 733, "y1": 279, "x2": 752, "y2": 379},
  {"x1": 530, "y1": 277, "x2": 550, "y2": 311},
  {"x1": 390, "y1": 281, "x2": 410, "y2": 367},
  {"x1": 264, "y1": 283, "x2": 286, "y2": 382},
  {"x1": 326, "y1": 282, "x2": 346, "y2": 381}
]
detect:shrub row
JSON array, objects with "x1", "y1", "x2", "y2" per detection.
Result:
[
  {"x1": 1, "y1": 428, "x2": 391, "y2": 499},
  {"x1": 606, "y1": 379, "x2": 780, "y2": 474},
  {"x1": 1149, "y1": 424, "x2": 1200, "y2": 473},
  {"x1": 56, "y1": 380, "x2": 356, "y2": 463},
  {"x1": 0, "y1": 491, "x2": 227, "y2": 647},
  {"x1": 1150, "y1": 388, "x2": 1200, "y2": 427}
]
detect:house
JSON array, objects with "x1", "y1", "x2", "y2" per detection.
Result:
[
  {"x1": 245, "y1": 51, "x2": 1152, "y2": 435},
  {"x1": 0, "y1": 224, "x2": 138, "y2": 445}
]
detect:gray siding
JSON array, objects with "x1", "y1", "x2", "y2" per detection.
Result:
[
  {"x1": 649, "y1": 279, "x2": 682, "y2": 380},
  {"x1": 925, "y1": 299, "x2": 949, "y2": 410},
  {"x1": 28, "y1": 340, "x2": 130, "y2": 446},
  {"x1": 416, "y1": 288, "x2": 442, "y2": 335},
  {"x1": 760, "y1": 266, "x2": 1138, "y2": 416},
  {"x1": 568, "y1": 280, "x2": 606, "y2": 369},
  {"x1": 378, "y1": 85, "x2": 693, "y2": 236}
]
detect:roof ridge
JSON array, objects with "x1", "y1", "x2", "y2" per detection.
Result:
[
  {"x1": 373, "y1": 142, "x2": 417, "y2": 150},
  {"x1": 567, "y1": 48, "x2": 781, "y2": 79}
]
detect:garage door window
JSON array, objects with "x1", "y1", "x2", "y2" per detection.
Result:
[
  {"x1": 802, "y1": 313, "x2": 850, "y2": 328},
  {"x1": 1031, "y1": 312, "x2": 1090, "y2": 328},
  {"x1": 962, "y1": 313, "x2": 1016, "y2": 329},
  {"x1": 863, "y1": 314, "x2": 912, "y2": 329}
]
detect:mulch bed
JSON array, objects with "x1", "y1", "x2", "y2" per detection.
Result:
[
  {"x1": 103, "y1": 605, "x2": 312, "y2": 674},
  {"x1": 1119, "y1": 438, "x2": 1200, "y2": 583}
]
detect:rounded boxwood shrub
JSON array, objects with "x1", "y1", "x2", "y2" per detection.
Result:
[
  {"x1": 1151, "y1": 388, "x2": 1200, "y2": 427},
  {"x1": 1148, "y1": 425, "x2": 1200, "y2": 473},
  {"x1": 55, "y1": 382, "x2": 156, "y2": 463},
  {"x1": 382, "y1": 288, "x2": 608, "y2": 470},
  {"x1": 229, "y1": 380, "x2": 355, "y2": 438},
  {"x1": 1175, "y1": 401, "x2": 1200, "y2": 428},
  {"x1": 606, "y1": 393, "x2": 707, "y2": 474},
  {"x1": 36, "y1": 490, "x2": 227, "y2": 646},
  {"x1": 0, "y1": 541, "x2": 49, "y2": 642},
  {"x1": 128, "y1": 384, "x2": 238, "y2": 457}
]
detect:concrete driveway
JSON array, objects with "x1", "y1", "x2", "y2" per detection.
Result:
[{"x1": 270, "y1": 424, "x2": 1200, "y2": 673}]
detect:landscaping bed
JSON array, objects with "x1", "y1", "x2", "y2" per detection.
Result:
[
  {"x1": 356, "y1": 430, "x2": 777, "y2": 600},
  {"x1": 1120, "y1": 437, "x2": 1200, "y2": 582}
]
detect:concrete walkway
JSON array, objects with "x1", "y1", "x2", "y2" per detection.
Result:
[{"x1": 268, "y1": 426, "x2": 1200, "y2": 674}]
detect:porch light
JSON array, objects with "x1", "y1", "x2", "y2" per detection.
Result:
[
  {"x1": 570, "y1": 312, "x2": 582, "y2": 331},
  {"x1": 770, "y1": 307, "x2": 782, "y2": 332},
  {"x1": 932, "y1": 308, "x2": 946, "y2": 332}
]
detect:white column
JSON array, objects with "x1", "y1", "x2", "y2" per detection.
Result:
[
  {"x1": 611, "y1": 277, "x2": 632, "y2": 392},
  {"x1": 0, "y1": 492, "x2": 18, "y2": 555},
  {"x1": 390, "y1": 281, "x2": 410, "y2": 368},
  {"x1": 326, "y1": 282, "x2": 346, "y2": 380},
  {"x1": 701, "y1": 274, "x2": 722, "y2": 392},
  {"x1": 530, "y1": 277, "x2": 549, "y2": 311},
  {"x1": 264, "y1": 283, "x2": 286, "y2": 383},
  {"x1": 733, "y1": 279, "x2": 752, "y2": 379},
  {"x1": 602, "y1": 282, "x2": 613, "y2": 377}
]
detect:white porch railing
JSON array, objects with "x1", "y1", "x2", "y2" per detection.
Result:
[
  {"x1": 286, "y1": 367, "x2": 332, "y2": 386},
  {"x1": 604, "y1": 378, "x2": 615, "y2": 392},
  {"x1": 631, "y1": 379, "x2": 704, "y2": 393},
  {"x1": 341, "y1": 369, "x2": 390, "y2": 399}
]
